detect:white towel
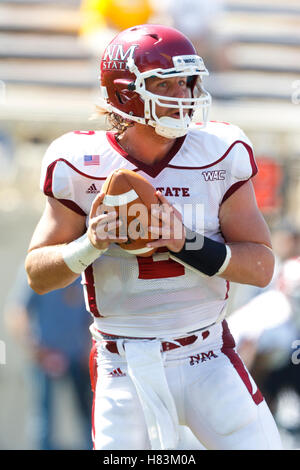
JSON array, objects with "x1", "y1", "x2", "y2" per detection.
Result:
[{"x1": 124, "y1": 340, "x2": 179, "y2": 450}]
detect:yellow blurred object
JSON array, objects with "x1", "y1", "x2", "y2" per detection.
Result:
[{"x1": 80, "y1": 0, "x2": 153, "y2": 35}]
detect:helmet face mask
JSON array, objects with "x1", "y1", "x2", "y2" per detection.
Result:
[{"x1": 100, "y1": 24, "x2": 212, "y2": 138}]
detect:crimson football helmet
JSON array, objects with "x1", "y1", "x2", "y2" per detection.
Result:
[{"x1": 99, "y1": 24, "x2": 211, "y2": 138}]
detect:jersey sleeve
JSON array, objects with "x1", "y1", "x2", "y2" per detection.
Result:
[
  {"x1": 221, "y1": 126, "x2": 258, "y2": 204},
  {"x1": 40, "y1": 134, "x2": 87, "y2": 216}
]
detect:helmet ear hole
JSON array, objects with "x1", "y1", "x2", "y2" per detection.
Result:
[
  {"x1": 115, "y1": 90, "x2": 133, "y2": 105},
  {"x1": 127, "y1": 82, "x2": 136, "y2": 91},
  {"x1": 147, "y1": 33, "x2": 159, "y2": 40},
  {"x1": 116, "y1": 91, "x2": 124, "y2": 105}
]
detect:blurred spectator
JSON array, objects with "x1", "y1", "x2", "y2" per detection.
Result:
[
  {"x1": 4, "y1": 267, "x2": 93, "y2": 450},
  {"x1": 163, "y1": 0, "x2": 229, "y2": 71},
  {"x1": 228, "y1": 257, "x2": 300, "y2": 433},
  {"x1": 79, "y1": 0, "x2": 154, "y2": 56},
  {"x1": 0, "y1": 130, "x2": 15, "y2": 183},
  {"x1": 271, "y1": 220, "x2": 300, "y2": 266},
  {"x1": 229, "y1": 220, "x2": 300, "y2": 312}
]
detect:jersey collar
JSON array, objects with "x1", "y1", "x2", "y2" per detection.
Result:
[{"x1": 106, "y1": 131, "x2": 186, "y2": 178}]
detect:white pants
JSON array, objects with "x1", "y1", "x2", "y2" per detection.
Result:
[{"x1": 89, "y1": 321, "x2": 282, "y2": 450}]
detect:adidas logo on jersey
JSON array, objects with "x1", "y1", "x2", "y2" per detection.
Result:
[
  {"x1": 108, "y1": 368, "x2": 126, "y2": 377},
  {"x1": 86, "y1": 183, "x2": 100, "y2": 194}
]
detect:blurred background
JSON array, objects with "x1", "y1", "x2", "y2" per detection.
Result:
[{"x1": 0, "y1": 0, "x2": 299, "y2": 450}]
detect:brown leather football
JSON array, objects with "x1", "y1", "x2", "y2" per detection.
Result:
[{"x1": 100, "y1": 169, "x2": 159, "y2": 257}]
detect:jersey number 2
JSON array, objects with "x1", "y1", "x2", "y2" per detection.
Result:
[{"x1": 137, "y1": 255, "x2": 185, "y2": 279}]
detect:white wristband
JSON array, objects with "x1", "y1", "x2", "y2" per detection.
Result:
[
  {"x1": 216, "y1": 245, "x2": 232, "y2": 275},
  {"x1": 61, "y1": 233, "x2": 107, "y2": 274}
]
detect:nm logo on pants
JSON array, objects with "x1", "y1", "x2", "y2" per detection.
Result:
[{"x1": 189, "y1": 350, "x2": 218, "y2": 366}]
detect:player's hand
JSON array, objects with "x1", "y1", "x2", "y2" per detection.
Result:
[
  {"x1": 147, "y1": 191, "x2": 186, "y2": 252},
  {"x1": 87, "y1": 192, "x2": 128, "y2": 250}
]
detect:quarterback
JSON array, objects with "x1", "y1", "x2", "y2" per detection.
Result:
[{"x1": 25, "y1": 24, "x2": 282, "y2": 450}]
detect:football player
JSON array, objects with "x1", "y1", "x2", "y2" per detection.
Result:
[{"x1": 25, "y1": 24, "x2": 282, "y2": 450}]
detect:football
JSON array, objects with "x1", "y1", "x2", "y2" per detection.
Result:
[{"x1": 100, "y1": 169, "x2": 160, "y2": 257}]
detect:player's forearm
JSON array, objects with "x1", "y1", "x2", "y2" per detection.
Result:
[
  {"x1": 219, "y1": 242, "x2": 275, "y2": 287},
  {"x1": 169, "y1": 229, "x2": 274, "y2": 288},
  {"x1": 25, "y1": 246, "x2": 79, "y2": 295}
]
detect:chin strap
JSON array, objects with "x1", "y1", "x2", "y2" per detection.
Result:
[{"x1": 153, "y1": 115, "x2": 191, "y2": 139}]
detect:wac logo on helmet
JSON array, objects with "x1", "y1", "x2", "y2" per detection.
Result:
[{"x1": 102, "y1": 44, "x2": 139, "y2": 70}]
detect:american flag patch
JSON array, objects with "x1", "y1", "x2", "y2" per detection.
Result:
[{"x1": 84, "y1": 154, "x2": 100, "y2": 166}]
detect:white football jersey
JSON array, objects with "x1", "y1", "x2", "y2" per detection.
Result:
[{"x1": 40, "y1": 122, "x2": 257, "y2": 337}]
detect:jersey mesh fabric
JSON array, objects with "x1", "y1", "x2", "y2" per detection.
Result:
[{"x1": 40, "y1": 123, "x2": 256, "y2": 337}]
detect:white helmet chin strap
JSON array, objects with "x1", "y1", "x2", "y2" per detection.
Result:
[{"x1": 153, "y1": 115, "x2": 192, "y2": 139}]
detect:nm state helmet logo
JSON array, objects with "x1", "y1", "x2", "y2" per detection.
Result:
[{"x1": 102, "y1": 44, "x2": 139, "y2": 70}]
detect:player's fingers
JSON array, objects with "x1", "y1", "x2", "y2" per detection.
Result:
[
  {"x1": 155, "y1": 191, "x2": 183, "y2": 222},
  {"x1": 92, "y1": 213, "x2": 117, "y2": 238},
  {"x1": 95, "y1": 201, "x2": 116, "y2": 218},
  {"x1": 95, "y1": 218, "x2": 128, "y2": 241},
  {"x1": 172, "y1": 218, "x2": 185, "y2": 240},
  {"x1": 149, "y1": 219, "x2": 184, "y2": 244},
  {"x1": 155, "y1": 190, "x2": 172, "y2": 207},
  {"x1": 110, "y1": 237, "x2": 129, "y2": 244},
  {"x1": 90, "y1": 192, "x2": 106, "y2": 218},
  {"x1": 91, "y1": 211, "x2": 118, "y2": 228},
  {"x1": 152, "y1": 208, "x2": 180, "y2": 234},
  {"x1": 148, "y1": 225, "x2": 161, "y2": 240},
  {"x1": 161, "y1": 209, "x2": 175, "y2": 225},
  {"x1": 151, "y1": 205, "x2": 172, "y2": 222},
  {"x1": 106, "y1": 220, "x2": 128, "y2": 242},
  {"x1": 146, "y1": 238, "x2": 170, "y2": 249},
  {"x1": 104, "y1": 220, "x2": 123, "y2": 233}
]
